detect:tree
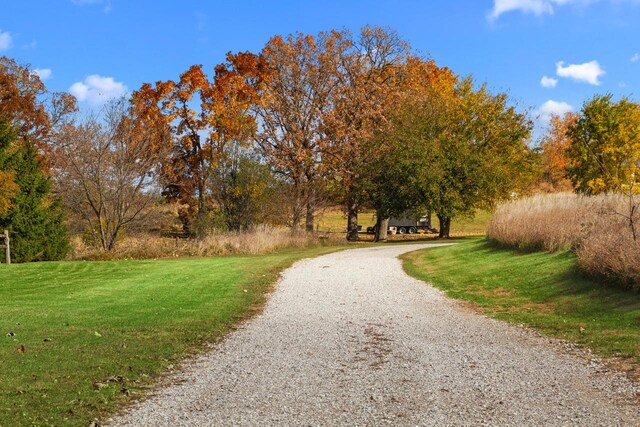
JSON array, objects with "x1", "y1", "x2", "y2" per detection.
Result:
[
  {"x1": 131, "y1": 58, "x2": 259, "y2": 235},
  {"x1": 361, "y1": 57, "x2": 457, "y2": 242},
  {"x1": 537, "y1": 113, "x2": 576, "y2": 192},
  {"x1": 323, "y1": 26, "x2": 410, "y2": 240},
  {"x1": 0, "y1": 56, "x2": 76, "y2": 151},
  {"x1": 567, "y1": 94, "x2": 640, "y2": 241},
  {"x1": 378, "y1": 77, "x2": 535, "y2": 239},
  {"x1": 52, "y1": 100, "x2": 162, "y2": 251},
  {"x1": 430, "y1": 80, "x2": 535, "y2": 238},
  {"x1": 0, "y1": 120, "x2": 68, "y2": 262},
  {"x1": 212, "y1": 147, "x2": 283, "y2": 231},
  {"x1": 362, "y1": 109, "x2": 435, "y2": 242},
  {"x1": 236, "y1": 32, "x2": 340, "y2": 233},
  {"x1": 567, "y1": 94, "x2": 640, "y2": 195}
]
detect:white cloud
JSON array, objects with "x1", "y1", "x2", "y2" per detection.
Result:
[
  {"x1": 537, "y1": 100, "x2": 574, "y2": 123},
  {"x1": 71, "y1": 0, "x2": 112, "y2": 12},
  {"x1": 540, "y1": 75, "x2": 558, "y2": 88},
  {"x1": 33, "y1": 68, "x2": 52, "y2": 81},
  {"x1": 0, "y1": 30, "x2": 12, "y2": 52},
  {"x1": 555, "y1": 60, "x2": 605, "y2": 85},
  {"x1": 631, "y1": 53, "x2": 640, "y2": 63},
  {"x1": 490, "y1": 0, "x2": 554, "y2": 20},
  {"x1": 489, "y1": 0, "x2": 640, "y2": 20},
  {"x1": 69, "y1": 75, "x2": 128, "y2": 105}
]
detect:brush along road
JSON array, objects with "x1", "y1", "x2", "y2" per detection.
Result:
[{"x1": 109, "y1": 244, "x2": 639, "y2": 426}]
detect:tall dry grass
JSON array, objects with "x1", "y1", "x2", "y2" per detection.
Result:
[
  {"x1": 69, "y1": 225, "x2": 340, "y2": 261},
  {"x1": 488, "y1": 192, "x2": 640, "y2": 288}
]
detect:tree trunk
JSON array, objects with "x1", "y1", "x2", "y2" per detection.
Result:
[
  {"x1": 305, "y1": 201, "x2": 315, "y2": 233},
  {"x1": 292, "y1": 205, "x2": 302, "y2": 234},
  {"x1": 374, "y1": 215, "x2": 389, "y2": 242},
  {"x1": 346, "y1": 198, "x2": 359, "y2": 241},
  {"x1": 437, "y1": 213, "x2": 451, "y2": 239}
]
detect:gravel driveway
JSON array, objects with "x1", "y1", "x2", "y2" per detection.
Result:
[{"x1": 109, "y1": 243, "x2": 639, "y2": 426}]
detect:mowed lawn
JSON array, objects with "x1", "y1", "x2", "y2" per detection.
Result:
[
  {"x1": 402, "y1": 239, "x2": 640, "y2": 368},
  {"x1": 0, "y1": 246, "x2": 343, "y2": 427}
]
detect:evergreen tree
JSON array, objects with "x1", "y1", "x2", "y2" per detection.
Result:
[{"x1": 0, "y1": 120, "x2": 69, "y2": 262}]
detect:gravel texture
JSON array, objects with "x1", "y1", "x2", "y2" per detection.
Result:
[{"x1": 109, "y1": 243, "x2": 640, "y2": 426}]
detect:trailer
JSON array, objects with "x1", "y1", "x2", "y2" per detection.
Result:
[{"x1": 364, "y1": 215, "x2": 438, "y2": 235}]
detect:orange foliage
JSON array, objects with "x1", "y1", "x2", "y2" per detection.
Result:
[
  {"x1": 0, "y1": 56, "x2": 76, "y2": 151},
  {"x1": 130, "y1": 56, "x2": 264, "y2": 232},
  {"x1": 538, "y1": 113, "x2": 576, "y2": 192}
]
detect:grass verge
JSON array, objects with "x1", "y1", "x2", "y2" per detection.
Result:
[
  {"x1": 402, "y1": 238, "x2": 640, "y2": 373},
  {"x1": 0, "y1": 245, "x2": 345, "y2": 427}
]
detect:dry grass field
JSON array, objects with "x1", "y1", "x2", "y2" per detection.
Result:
[
  {"x1": 69, "y1": 225, "x2": 342, "y2": 261},
  {"x1": 488, "y1": 193, "x2": 640, "y2": 288}
]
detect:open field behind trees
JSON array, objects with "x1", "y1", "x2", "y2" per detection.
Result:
[
  {"x1": 0, "y1": 245, "x2": 345, "y2": 427},
  {"x1": 402, "y1": 239, "x2": 640, "y2": 376},
  {"x1": 316, "y1": 208, "x2": 491, "y2": 236},
  {"x1": 487, "y1": 193, "x2": 640, "y2": 288}
]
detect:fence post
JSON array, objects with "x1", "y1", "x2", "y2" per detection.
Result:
[{"x1": 3, "y1": 230, "x2": 9, "y2": 265}]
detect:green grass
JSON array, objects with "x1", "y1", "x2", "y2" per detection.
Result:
[
  {"x1": 0, "y1": 245, "x2": 344, "y2": 427},
  {"x1": 450, "y1": 209, "x2": 492, "y2": 236},
  {"x1": 402, "y1": 238, "x2": 640, "y2": 365}
]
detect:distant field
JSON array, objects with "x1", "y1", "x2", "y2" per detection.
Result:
[
  {"x1": 0, "y1": 245, "x2": 345, "y2": 427},
  {"x1": 316, "y1": 208, "x2": 492, "y2": 236},
  {"x1": 450, "y1": 210, "x2": 492, "y2": 236}
]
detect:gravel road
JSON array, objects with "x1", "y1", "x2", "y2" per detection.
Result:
[{"x1": 109, "y1": 243, "x2": 639, "y2": 426}]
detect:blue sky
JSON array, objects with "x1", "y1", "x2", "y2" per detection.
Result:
[{"x1": 1, "y1": 0, "x2": 640, "y2": 140}]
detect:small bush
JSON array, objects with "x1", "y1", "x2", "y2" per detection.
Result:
[{"x1": 488, "y1": 192, "x2": 640, "y2": 288}]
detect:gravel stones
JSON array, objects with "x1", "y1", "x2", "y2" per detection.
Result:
[{"x1": 109, "y1": 244, "x2": 639, "y2": 426}]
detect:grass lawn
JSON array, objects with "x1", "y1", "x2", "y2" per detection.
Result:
[
  {"x1": 402, "y1": 238, "x2": 640, "y2": 369},
  {"x1": 0, "y1": 245, "x2": 344, "y2": 427}
]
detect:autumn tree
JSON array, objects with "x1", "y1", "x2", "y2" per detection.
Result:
[
  {"x1": 131, "y1": 58, "x2": 260, "y2": 235},
  {"x1": 235, "y1": 32, "x2": 340, "y2": 233},
  {"x1": 323, "y1": 26, "x2": 411, "y2": 240},
  {"x1": 0, "y1": 56, "x2": 76, "y2": 151},
  {"x1": 567, "y1": 94, "x2": 640, "y2": 195},
  {"x1": 52, "y1": 99, "x2": 163, "y2": 251},
  {"x1": 537, "y1": 112, "x2": 576, "y2": 192},
  {"x1": 567, "y1": 94, "x2": 640, "y2": 241}
]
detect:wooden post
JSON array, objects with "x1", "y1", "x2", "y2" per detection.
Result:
[{"x1": 2, "y1": 230, "x2": 9, "y2": 265}]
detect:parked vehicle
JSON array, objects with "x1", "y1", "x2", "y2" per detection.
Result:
[{"x1": 364, "y1": 215, "x2": 438, "y2": 235}]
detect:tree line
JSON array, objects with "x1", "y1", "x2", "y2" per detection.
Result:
[{"x1": 12, "y1": 26, "x2": 629, "y2": 261}]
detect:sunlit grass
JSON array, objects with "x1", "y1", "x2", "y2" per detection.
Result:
[
  {"x1": 0, "y1": 245, "x2": 345, "y2": 426},
  {"x1": 403, "y1": 239, "x2": 640, "y2": 367}
]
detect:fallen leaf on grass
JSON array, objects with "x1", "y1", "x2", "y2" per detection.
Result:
[
  {"x1": 17, "y1": 344, "x2": 25, "y2": 353},
  {"x1": 94, "y1": 331, "x2": 102, "y2": 337}
]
